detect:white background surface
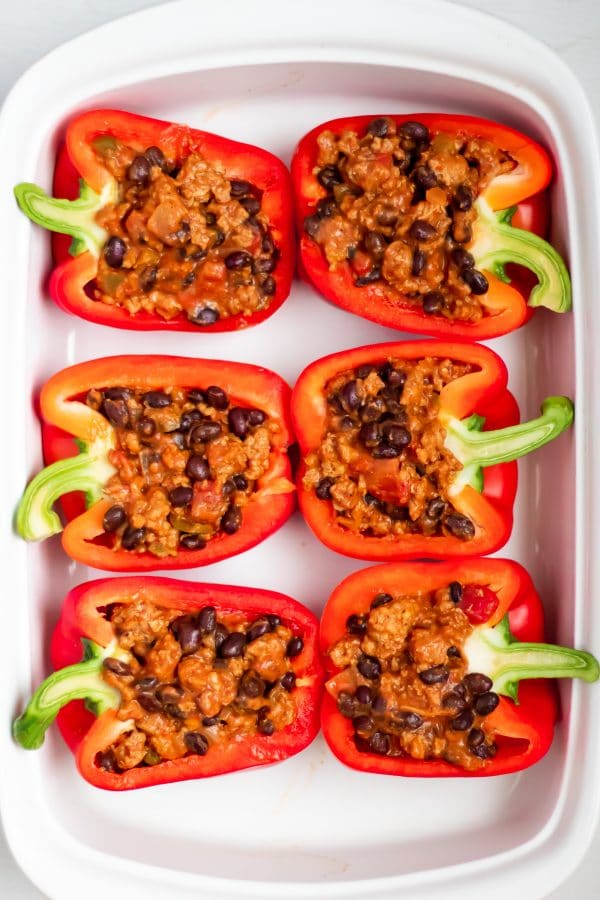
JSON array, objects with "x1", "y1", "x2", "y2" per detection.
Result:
[{"x1": 0, "y1": 0, "x2": 598, "y2": 897}]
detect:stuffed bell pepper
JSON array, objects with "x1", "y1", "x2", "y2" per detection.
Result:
[
  {"x1": 15, "y1": 109, "x2": 293, "y2": 330},
  {"x1": 13, "y1": 577, "x2": 322, "y2": 790},
  {"x1": 293, "y1": 114, "x2": 571, "y2": 339},
  {"x1": 321, "y1": 560, "x2": 598, "y2": 776},
  {"x1": 16, "y1": 356, "x2": 294, "y2": 570},
  {"x1": 291, "y1": 341, "x2": 573, "y2": 560}
]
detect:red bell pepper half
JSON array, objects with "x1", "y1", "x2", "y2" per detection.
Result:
[
  {"x1": 14, "y1": 109, "x2": 294, "y2": 331},
  {"x1": 291, "y1": 341, "x2": 573, "y2": 560},
  {"x1": 13, "y1": 577, "x2": 323, "y2": 790},
  {"x1": 321, "y1": 560, "x2": 598, "y2": 777},
  {"x1": 16, "y1": 356, "x2": 294, "y2": 571},
  {"x1": 292, "y1": 114, "x2": 571, "y2": 339}
]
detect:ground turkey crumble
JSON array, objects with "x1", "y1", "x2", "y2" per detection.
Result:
[
  {"x1": 303, "y1": 356, "x2": 477, "y2": 540},
  {"x1": 328, "y1": 584, "x2": 499, "y2": 769},
  {"x1": 93, "y1": 138, "x2": 279, "y2": 324},
  {"x1": 304, "y1": 118, "x2": 515, "y2": 321},
  {"x1": 97, "y1": 597, "x2": 301, "y2": 772}
]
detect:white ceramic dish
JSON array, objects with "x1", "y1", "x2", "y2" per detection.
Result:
[{"x1": 1, "y1": 0, "x2": 600, "y2": 897}]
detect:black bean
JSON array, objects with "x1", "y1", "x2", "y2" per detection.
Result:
[
  {"x1": 418, "y1": 664, "x2": 449, "y2": 685},
  {"x1": 281, "y1": 672, "x2": 296, "y2": 692},
  {"x1": 228, "y1": 407, "x2": 249, "y2": 439},
  {"x1": 387, "y1": 505, "x2": 408, "y2": 521},
  {"x1": 413, "y1": 165, "x2": 437, "y2": 189},
  {"x1": 103, "y1": 657, "x2": 132, "y2": 676},
  {"x1": 470, "y1": 740, "x2": 497, "y2": 760},
  {"x1": 135, "y1": 676, "x2": 158, "y2": 691},
  {"x1": 426, "y1": 498, "x2": 445, "y2": 520},
  {"x1": 400, "y1": 121, "x2": 429, "y2": 143},
  {"x1": 219, "y1": 632, "x2": 246, "y2": 658},
  {"x1": 364, "y1": 231, "x2": 387, "y2": 259},
  {"x1": 360, "y1": 400, "x2": 386, "y2": 424},
  {"x1": 96, "y1": 750, "x2": 119, "y2": 772},
  {"x1": 372, "y1": 444, "x2": 401, "y2": 459},
  {"x1": 384, "y1": 367, "x2": 407, "y2": 391},
  {"x1": 447, "y1": 645, "x2": 461, "y2": 658},
  {"x1": 187, "y1": 389, "x2": 205, "y2": 404},
  {"x1": 366, "y1": 118, "x2": 390, "y2": 138},
  {"x1": 142, "y1": 390, "x2": 171, "y2": 408},
  {"x1": 194, "y1": 606, "x2": 215, "y2": 634},
  {"x1": 392, "y1": 711, "x2": 423, "y2": 730},
  {"x1": 346, "y1": 614, "x2": 368, "y2": 637},
  {"x1": 355, "y1": 266, "x2": 381, "y2": 286},
  {"x1": 185, "y1": 732, "x2": 209, "y2": 755},
  {"x1": 205, "y1": 385, "x2": 228, "y2": 410},
  {"x1": 338, "y1": 692, "x2": 359, "y2": 718},
  {"x1": 451, "y1": 709, "x2": 475, "y2": 731},
  {"x1": 137, "y1": 692, "x2": 162, "y2": 713},
  {"x1": 169, "y1": 486, "x2": 193, "y2": 507},
  {"x1": 180, "y1": 533, "x2": 206, "y2": 550},
  {"x1": 121, "y1": 526, "x2": 145, "y2": 550},
  {"x1": 230, "y1": 179, "x2": 253, "y2": 197},
  {"x1": 317, "y1": 166, "x2": 343, "y2": 189},
  {"x1": 409, "y1": 219, "x2": 437, "y2": 242},
  {"x1": 452, "y1": 248, "x2": 475, "y2": 269},
  {"x1": 286, "y1": 637, "x2": 303, "y2": 658},
  {"x1": 240, "y1": 196, "x2": 260, "y2": 216},
  {"x1": 449, "y1": 581, "x2": 463, "y2": 604},
  {"x1": 376, "y1": 207, "x2": 398, "y2": 227},
  {"x1": 190, "y1": 421, "x2": 222, "y2": 444},
  {"x1": 463, "y1": 673, "x2": 493, "y2": 695},
  {"x1": 246, "y1": 408, "x2": 266, "y2": 427},
  {"x1": 221, "y1": 505, "x2": 242, "y2": 535},
  {"x1": 371, "y1": 694, "x2": 387, "y2": 714},
  {"x1": 341, "y1": 380, "x2": 360, "y2": 412},
  {"x1": 441, "y1": 691, "x2": 467, "y2": 711},
  {"x1": 102, "y1": 398, "x2": 129, "y2": 428},
  {"x1": 212, "y1": 229, "x2": 226, "y2": 247},
  {"x1": 156, "y1": 684, "x2": 183, "y2": 705},
  {"x1": 463, "y1": 268, "x2": 489, "y2": 295},
  {"x1": 445, "y1": 513, "x2": 476, "y2": 539},
  {"x1": 353, "y1": 715, "x2": 374, "y2": 734},
  {"x1": 202, "y1": 716, "x2": 219, "y2": 727},
  {"x1": 239, "y1": 671, "x2": 265, "y2": 698},
  {"x1": 171, "y1": 614, "x2": 202, "y2": 654},
  {"x1": 257, "y1": 713, "x2": 275, "y2": 736},
  {"x1": 189, "y1": 306, "x2": 219, "y2": 326},
  {"x1": 369, "y1": 731, "x2": 391, "y2": 755},
  {"x1": 262, "y1": 231, "x2": 275, "y2": 254},
  {"x1": 382, "y1": 423, "x2": 411, "y2": 448},
  {"x1": 103, "y1": 504, "x2": 127, "y2": 533},
  {"x1": 473, "y1": 692, "x2": 500, "y2": 716},
  {"x1": 247, "y1": 617, "x2": 273, "y2": 643},
  {"x1": 355, "y1": 685, "x2": 373, "y2": 705},
  {"x1": 422, "y1": 291, "x2": 445, "y2": 316},
  {"x1": 467, "y1": 727, "x2": 485, "y2": 750},
  {"x1": 453, "y1": 185, "x2": 473, "y2": 212},
  {"x1": 103, "y1": 235, "x2": 127, "y2": 269},
  {"x1": 254, "y1": 256, "x2": 276, "y2": 274},
  {"x1": 358, "y1": 654, "x2": 381, "y2": 680},
  {"x1": 186, "y1": 455, "x2": 210, "y2": 481},
  {"x1": 135, "y1": 417, "x2": 156, "y2": 441},
  {"x1": 359, "y1": 422, "x2": 381, "y2": 449},
  {"x1": 412, "y1": 249, "x2": 427, "y2": 276},
  {"x1": 232, "y1": 474, "x2": 248, "y2": 491},
  {"x1": 304, "y1": 215, "x2": 321, "y2": 238},
  {"x1": 145, "y1": 146, "x2": 165, "y2": 169},
  {"x1": 213, "y1": 624, "x2": 228, "y2": 652},
  {"x1": 178, "y1": 409, "x2": 201, "y2": 433},
  {"x1": 371, "y1": 593, "x2": 393, "y2": 609},
  {"x1": 266, "y1": 615, "x2": 281, "y2": 629},
  {"x1": 316, "y1": 197, "x2": 337, "y2": 219},
  {"x1": 128, "y1": 155, "x2": 151, "y2": 184}
]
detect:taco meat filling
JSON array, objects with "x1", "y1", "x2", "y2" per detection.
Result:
[
  {"x1": 302, "y1": 356, "x2": 477, "y2": 539},
  {"x1": 93, "y1": 139, "x2": 279, "y2": 324},
  {"x1": 327, "y1": 582, "x2": 499, "y2": 769},
  {"x1": 97, "y1": 597, "x2": 303, "y2": 771},
  {"x1": 304, "y1": 118, "x2": 515, "y2": 321}
]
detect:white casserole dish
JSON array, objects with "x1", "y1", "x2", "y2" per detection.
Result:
[{"x1": 1, "y1": 0, "x2": 599, "y2": 897}]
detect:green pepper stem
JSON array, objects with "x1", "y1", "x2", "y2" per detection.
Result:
[
  {"x1": 444, "y1": 396, "x2": 574, "y2": 494},
  {"x1": 14, "y1": 179, "x2": 116, "y2": 257},
  {"x1": 464, "y1": 615, "x2": 600, "y2": 701},
  {"x1": 13, "y1": 640, "x2": 122, "y2": 750},
  {"x1": 470, "y1": 197, "x2": 572, "y2": 313},
  {"x1": 16, "y1": 436, "x2": 116, "y2": 541}
]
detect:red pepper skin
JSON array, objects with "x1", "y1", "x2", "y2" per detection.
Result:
[
  {"x1": 49, "y1": 577, "x2": 323, "y2": 790},
  {"x1": 49, "y1": 109, "x2": 294, "y2": 331},
  {"x1": 292, "y1": 114, "x2": 551, "y2": 340},
  {"x1": 40, "y1": 356, "x2": 295, "y2": 571},
  {"x1": 321, "y1": 559, "x2": 556, "y2": 777},
  {"x1": 291, "y1": 341, "x2": 518, "y2": 561}
]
